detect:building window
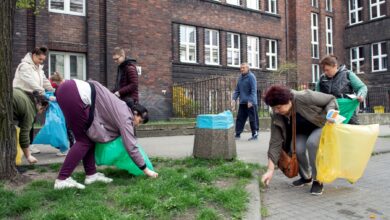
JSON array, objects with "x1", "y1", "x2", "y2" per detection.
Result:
[
  {"x1": 370, "y1": 0, "x2": 386, "y2": 20},
  {"x1": 247, "y1": 36, "x2": 259, "y2": 69},
  {"x1": 311, "y1": 13, "x2": 319, "y2": 59},
  {"x1": 311, "y1": 0, "x2": 318, "y2": 8},
  {"x1": 326, "y1": 16, "x2": 333, "y2": 55},
  {"x1": 326, "y1": 0, "x2": 333, "y2": 12},
  {"x1": 372, "y1": 42, "x2": 388, "y2": 72},
  {"x1": 226, "y1": 0, "x2": 240, "y2": 6},
  {"x1": 49, "y1": 52, "x2": 86, "y2": 80},
  {"x1": 49, "y1": 0, "x2": 85, "y2": 16},
  {"x1": 180, "y1": 25, "x2": 197, "y2": 63},
  {"x1": 350, "y1": 46, "x2": 365, "y2": 74},
  {"x1": 312, "y1": 64, "x2": 320, "y2": 83},
  {"x1": 266, "y1": 0, "x2": 277, "y2": 14},
  {"x1": 205, "y1": 29, "x2": 220, "y2": 65},
  {"x1": 266, "y1": 39, "x2": 278, "y2": 70},
  {"x1": 349, "y1": 0, "x2": 363, "y2": 25},
  {"x1": 247, "y1": 0, "x2": 259, "y2": 10},
  {"x1": 227, "y1": 33, "x2": 241, "y2": 67}
]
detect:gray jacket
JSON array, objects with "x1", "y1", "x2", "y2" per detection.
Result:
[
  {"x1": 268, "y1": 90, "x2": 338, "y2": 165},
  {"x1": 86, "y1": 80, "x2": 145, "y2": 168}
]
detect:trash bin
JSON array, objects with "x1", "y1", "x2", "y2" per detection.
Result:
[
  {"x1": 193, "y1": 111, "x2": 237, "y2": 159},
  {"x1": 373, "y1": 105, "x2": 384, "y2": 114}
]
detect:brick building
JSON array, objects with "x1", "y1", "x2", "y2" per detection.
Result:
[{"x1": 12, "y1": 0, "x2": 390, "y2": 119}]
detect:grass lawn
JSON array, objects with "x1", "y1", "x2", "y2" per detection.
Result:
[{"x1": 1, "y1": 158, "x2": 262, "y2": 220}]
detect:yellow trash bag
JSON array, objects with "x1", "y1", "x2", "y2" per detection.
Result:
[
  {"x1": 15, "y1": 127, "x2": 23, "y2": 166},
  {"x1": 316, "y1": 123, "x2": 379, "y2": 184}
]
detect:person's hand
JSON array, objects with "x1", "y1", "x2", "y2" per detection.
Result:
[
  {"x1": 248, "y1": 102, "x2": 253, "y2": 108},
  {"x1": 357, "y1": 96, "x2": 364, "y2": 103},
  {"x1": 27, "y1": 155, "x2": 38, "y2": 164},
  {"x1": 49, "y1": 96, "x2": 57, "y2": 101},
  {"x1": 114, "y1": 91, "x2": 120, "y2": 97},
  {"x1": 261, "y1": 169, "x2": 274, "y2": 186},
  {"x1": 143, "y1": 168, "x2": 158, "y2": 178},
  {"x1": 231, "y1": 100, "x2": 236, "y2": 110}
]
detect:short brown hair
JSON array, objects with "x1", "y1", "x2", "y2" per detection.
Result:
[
  {"x1": 31, "y1": 47, "x2": 48, "y2": 56},
  {"x1": 320, "y1": 55, "x2": 338, "y2": 68},
  {"x1": 50, "y1": 72, "x2": 64, "y2": 83},
  {"x1": 264, "y1": 85, "x2": 293, "y2": 107},
  {"x1": 113, "y1": 47, "x2": 125, "y2": 57}
]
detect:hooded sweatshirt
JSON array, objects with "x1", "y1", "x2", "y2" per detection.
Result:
[
  {"x1": 113, "y1": 58, "x2": 139, "y2": 103},
  {"x1": 13, "y1": 53, "x2": 53, "y2": 94}
]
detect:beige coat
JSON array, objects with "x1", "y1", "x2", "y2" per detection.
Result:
[
  {"x1": 268, "y1": 89, "x2": 338, "y2": 165},
  {"x1": 13, "y1": 53, "x2": 53, "y2": 93}
]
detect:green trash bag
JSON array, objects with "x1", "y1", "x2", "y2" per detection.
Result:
[
  {"x1": 95, "y1": 137, "x2": 154, "y2": 176},
  {"x1": 337, "y1": 98, "x2": 360, "y2": 124}
]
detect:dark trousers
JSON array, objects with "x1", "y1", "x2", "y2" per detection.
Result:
[
  {"x1": 56, "y1": 80, "x2": 96, "y2": 180},
  {"x1": 235, "y1": 104, "x2": 259, "y2": 136}
]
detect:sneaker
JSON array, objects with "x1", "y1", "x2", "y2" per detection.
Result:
[
  {"x1": 248, "y1": 132, "x2": 258, "y2": 141},
  {"x1": 235, "y1": 134, "x2": 241, "y2": 140},
  {"x1": 310, "y1": 181, "x2": 324, "y2": 195},
  {"x1": 56, "y1": 149, "x2": 69, "y2": 157},
  {"x1": 54, "y1": 177, "x2": 85, "y2": 190},
  {"x1": 291, "y1": 177, "x2": 312, "y2": 187},
  {"x1": 84, "y1": 172, "x2": 113, "y2": 185},
  {"x1": 29, "y1": 145, "x2": 40, "y2": 154}
]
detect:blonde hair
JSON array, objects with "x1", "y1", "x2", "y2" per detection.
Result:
[
  {"x1": 50, "y1": 72, "x2": 64, "y2": 83},
  {"x1": 113, "y1": 47, "x2": 125, "y2": 57}
]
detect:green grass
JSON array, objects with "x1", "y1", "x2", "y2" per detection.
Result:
[{"x1": 1, "y1": 158, "x2": 259, "y2": 220}]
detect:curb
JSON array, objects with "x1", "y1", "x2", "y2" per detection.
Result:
[{"x1": 244, "y1": 178, "x2": 261, "y2": 220}]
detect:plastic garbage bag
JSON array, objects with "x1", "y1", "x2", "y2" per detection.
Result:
[
  {"x1": 95, "y1": 137, "x2": 154, "y2": 176},
  {"x1": 337, "y1": 98, "x2": 360, "y2": 124},
  {"x1": 316, "y1": 123, "x2": 379, "y2": 184},
  {"x1": 15, "y1": 127, "x2": 23, "y2": 165},
  {"x1": 196, "y1": 110, "x2": 234, "y2": 129},
  {"x1": 32, "y1": 101, "x2": 69, "y2": 152}
]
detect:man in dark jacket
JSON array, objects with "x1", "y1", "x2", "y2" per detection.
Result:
[{"x1": 112, "y1": 47, "x2": 139, "y2": 106}]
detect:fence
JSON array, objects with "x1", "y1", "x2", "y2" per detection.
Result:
[{"x1": 172, "y1": 76, "x2": 390, "y2": 118}]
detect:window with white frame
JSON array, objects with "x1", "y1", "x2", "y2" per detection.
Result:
[
  {"x1": 372, "y1": 42, "x2": 388, "y2": 72},
  {"x1": 370, "y1": 0, "x2": 386, "y2": 20},
  {"x1": 350, "y1": 46, "x2": 365, "y2": 74},
  {"x1": 312, "y1": 64, "x2": 320, "y2": 83},
  {"x1": 49, "y1": 0, "x2": 85, "y2": 16},
  {"x1": 349, "y1": 0, "x2": 363, "y2": 25},
  {"x1": 326, "y1": 16, "x2": 333, "y2": 55},
  {"x1": 227, "y1": 33, "x2": 241, "y2": 67},
  {"x1": 49, "y1": 52, "x2": 86, "y2": 80},
  {"x1": 266, "y1": 0, "x2": 277, "y2": 14},
  {"x1": 326, "y1": 0, "x2": 333, "y2": 12},
  {"x1": 266, "y1": 39, "x2": 278, "y2": 70},
  {"x1": 247, "y1": 0, "x2": 259, "y2": 10},
  {"x1": 205, "y1": 29, "x2": 220, "y2": 65},
  {"x1": 226, "y1": 0, "x2": 240, "y2": 6},
  {"x1": 311, "y1": 13, "x2": 319, "y2": 59},
  {"x1": 247, "y1": 36, "x2": 260, "y2": 69},
  {"x1": 311, "y1": 0, "x2": 318, "y2": 8},
  {"x1": 180, "y1": 25, "x2": 197, "y2": 63}
]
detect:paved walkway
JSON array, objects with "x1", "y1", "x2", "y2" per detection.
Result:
[{"x1": 26, "y1": 125, "x2": 390, "y2": 220}]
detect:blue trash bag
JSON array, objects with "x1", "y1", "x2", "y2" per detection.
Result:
[
  {"x1": 33, "y1": 100, "x2": 69, "y2": 152},
  {"x1": 196, "y1": 110, "x2": 234, "y2": 129}
]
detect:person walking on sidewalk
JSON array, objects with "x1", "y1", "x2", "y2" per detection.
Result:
[
  {"x1": 261, "y1": 85, "x2": 338, "y2": 195},
  {"x1": 13, "y1": 89, "x2": 49, "y2": 164},
  {"x1": 232, "y1": 63, "x2": 259, "y2": 141},
  {"x1": 112, "y1": 47, "x2": 139, "y2": 107},
  {"x1": 315, "y1": 55, "x2": 367, "y2": 124},
  {"x1": 54, "y1": 79, "x2": 158, "y2": 190}
]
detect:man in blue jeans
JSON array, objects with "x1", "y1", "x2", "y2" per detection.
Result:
[{"x1": 232, "y1": 63, "x2": 259, "y2": 141}]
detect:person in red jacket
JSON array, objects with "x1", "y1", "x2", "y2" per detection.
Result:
[{"x1": 112, "y1": 47, "x2": 139, "y2": 107}]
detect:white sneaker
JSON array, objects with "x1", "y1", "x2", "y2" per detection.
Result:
[
  {"x1": 30, "y1": 145, "x2": 41, "y2": 154},
  {"x1": 56, "y1": 149, "x2": 69, "y2": 157},
  {"x1": 54, "y1": 177, "x2": 85, "y2": 190},
  {"x1": 84, "y1": 172, "x2": 113, "y2": 185}
]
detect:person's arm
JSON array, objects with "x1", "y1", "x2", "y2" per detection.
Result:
[
  {"x1": 306, "y1": 90, "x2": 338, "y2": 112},
  {"x1": 17, "y1": 64, "x2": 45, "y2": 93},
  {"x1": 118, "y1": 65, "x2": 138, "y2": 97},
  {"x1": 249, "y1": 75, "x2": 257, "y2": 105},
  {"x1": 41, "y1": 71, "x2": 54, "y2": 91},
  {"x1": 349, "y1": 71, "x2": 368, "y2": 99}
]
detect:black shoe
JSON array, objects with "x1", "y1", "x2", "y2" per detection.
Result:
[
  {"x1": 310, "y1": 181, "x2": 324, "y2": 195},
  {"x1": 291, "y1": 177, "x2": 312, "y2": 187},
  {"x1": 248, "y1": 131, "x2": 258, "y2": 141}
]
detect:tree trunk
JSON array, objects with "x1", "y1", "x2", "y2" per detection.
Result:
[{"x1": 0, "y1": 0, "x2": 18, "y2": 180}]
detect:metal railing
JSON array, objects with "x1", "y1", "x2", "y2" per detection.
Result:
[{"x1": 172, "y1": 76, "x2": 390, "y2": 118}]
